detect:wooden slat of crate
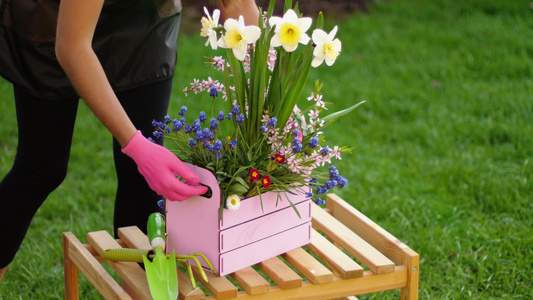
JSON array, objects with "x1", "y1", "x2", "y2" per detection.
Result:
[
  {"x1": 257, "y1": 256, "x2": 302, "y2": 289},
  {"x1": 230, "y1": 267, "x2": 270, "y2": 295},
  {"x1": 86, "y1": 231, "x2": 152, "y2": 300},
  {"x1": 282, "y1": 248, "x2": 333, "y2": 284},
  {"x1": 117, "y1": 226, "x2": 206, "y2": 300},
  {"x1": 307, "y1": 229, "x2": 364, "y2": 279},
  {"x1": 312, "y1": 203, "x2": 395, "y2": 275}
]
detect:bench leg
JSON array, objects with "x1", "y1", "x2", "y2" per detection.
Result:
[
  {"x1": 401, "y1": 248, "x2": 419, "y2": 300},
  {"x1": 63, "y1": 232, "x2": 79, "y2": 300}
]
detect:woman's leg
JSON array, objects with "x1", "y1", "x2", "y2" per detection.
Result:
[
  {"x1": 112, "y1": 79, "x2": 173, "y2": 236},
  {"x1": 0, "y1": 86, "x2": 79, "y2": 269}
]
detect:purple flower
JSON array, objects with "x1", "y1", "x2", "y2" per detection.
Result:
[
  {"x1": 292, "y1": 129, "x2": 300, "y2": 137},
  {"x1": 192, "y1": 119, "x2": 202, "y2": 132},
  {"x1": 188, "y1": 138, "x2": 196, "y2": 147},
  {"x1": 305, "y1": 192, "x2": 313, "y2": 198},
  {"x1": 292, "y1": 143, "x2": 302, "y2": 153},
  {"x1": 195, "y1": 130, "x2": 205, "y2": 141},
  {"x1": 315, "y1": 198, "x2": 326, "y2": 206},
  {"x1": 236, "y1": 114, "x2": 244, "y2": 125},
  {"x1": 337, "y1": 176, "x2": 348, "y2": 188},
  {"x1": 232, "y1": 105, "x2": 240, "y2": 115},
  {"x1": 164, "y1": 115, "x2": 172, "y2": 124},
  {"x1": 203, "y1": 141, "x2": 211, "y2": 148},
  {"x1": 329, "y1": 166, "x2": 339, "y2": 178},
  {"x1": 153, "y1": 131, "x2": 163, "y2": 139},
  {"x1": 179, "y1": 106, "x2": 187, "y2": 116},
  {"x1": 316, "y1": 186, "x2": 327, "y2": 195},
  {"x1": 213, "y1": 139, "x2": 223, "y2": 151},
  {"x1": 320, "y1": 146, "x2": 330, "y2": 155},
  {"x1": 267, "y1": 117, "x2": 277, "y2": 128},
  {"x1": 210, "y1": 85, "x2": 219, "y2": 98},
  {"x1": 309, "y1": 178, "x2": 318, "y2": 187},
  {"x1": 228, "y1": 139, "x2": 237, "y2": 149},
  {"x1": 172, "y1": 119, "x2": 183, "y2": 131},
  {"x1": 217, "y1": 111, "x2": 225, "y2": 121},
  {"x1": 199, "y1": 111, "x2": 207, "y2": 122},
  {"x1": 324, "y1": 180, "x2": 337, "y2": 189},
  {"x1": 203, "y1": 128, "x2": 213, "y2": 140},
  {"x1": 184, "y1": 125, "x2": 192, "y2": 133},
  {"x1": 226, "y1": 112, "x2": 233, "y2": 120},
  {"x1": 260, "y1": 125, "x2": 267, "y2": 132},
  {"x1": 309, "y1": 137, "x2": 319, "y2": 148},
  {"x1": 157, "y1": 199, "x2": 165, "y2": 209},
  {"x1": 210, "y1": 118, "x2": 219, "y2": 131},
  {"x1": 152, "y1": 119, "x2": 159, "y2": 128},
  {"x1": 148, "y1": 137, "x2": 156, "y2": 143}
]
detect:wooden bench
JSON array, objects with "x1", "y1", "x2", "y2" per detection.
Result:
[{"x1": 63, "y1": 193, "x2": 419, "y2": 299}]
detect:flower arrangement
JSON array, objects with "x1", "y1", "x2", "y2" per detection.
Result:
[{"x1": 153, "y1": 0, "x2": 363, "y2": 215}]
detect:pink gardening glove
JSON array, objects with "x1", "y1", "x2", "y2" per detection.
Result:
[{"x1": 122, "y1": 130, "x2": 207, "y2": 201}]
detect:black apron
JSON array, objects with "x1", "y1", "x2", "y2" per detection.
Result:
[{"x1": 0, "y1": 0, "x2": 182, "y2": 100}]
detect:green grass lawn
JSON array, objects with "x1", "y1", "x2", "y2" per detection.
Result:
[{"x1": 1, "y1": 0, "x2": 532, "y2": 298}]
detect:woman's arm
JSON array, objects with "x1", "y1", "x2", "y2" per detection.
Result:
[
  {"x1": 56, "y1": 0, "x2": 136, "y2": 147},
  {"x1": 55, "y1": 0, "x2": 207, "y2": 201},
  {"x1": 217, "y1": 0, "x2": 260, "y2": 25}
]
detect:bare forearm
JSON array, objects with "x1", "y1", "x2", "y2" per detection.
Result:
[
  {"x1": 56, "y1": 0, "x2": 136, "y2": 147},
  {"x1": 56, "y1": 45, "x2": 136, "y2": 147}
]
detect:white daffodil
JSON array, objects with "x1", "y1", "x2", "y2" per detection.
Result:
[
  {"x1": 200, "y1": 7, "x2": 221, "y2": 50},
  {"x1": 269, "y1": 9, "x2": 312, "y2": 52},
  {"x1": 217, "y1": 16, "x2": 261, "y2": 61},
  {"x1": 311, "y1": 26, "x2": 342, "y2": 67},
  {"x1": 226, "y1": 194, "x2": 241, "y2": 211}
]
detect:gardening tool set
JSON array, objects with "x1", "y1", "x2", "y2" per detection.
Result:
[{"x1": 103, "y1": 212, "x2": 216, "y2": 300}]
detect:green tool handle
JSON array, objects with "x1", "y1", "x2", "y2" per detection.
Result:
[
  {"x1": 103, "y1": 248, "x2": 152, "y2": 262},
  {"x1": 147, "y1": 212, "x2": 166, "y2": 249}
]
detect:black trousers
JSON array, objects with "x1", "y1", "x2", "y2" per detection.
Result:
[{"x1": 0, "y1": 79, "x2": 172, "y2": 268}]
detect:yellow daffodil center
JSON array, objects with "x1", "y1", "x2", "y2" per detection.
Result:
[
  {"x1": 325, "y1": 42, "x2": 340, "y2": 60},
  {"x1": 279, "y1": 23, "x2": 302, "y2": 47},
  {"x1": 225, "y1": 28, "x2": 244, "y2": 49}
]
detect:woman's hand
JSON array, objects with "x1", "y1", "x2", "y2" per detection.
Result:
[
  {"x1": 217, "y1": 0, "x2": 260, "y2": 25},
  {"x1": 122, "y1": 131, "x2": 208, "y2": 201}
]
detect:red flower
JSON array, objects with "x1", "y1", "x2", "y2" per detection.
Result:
[
  {"x1": 250, "y1": 168, "x2": 260, "y2": 182},
  {"x1": 261, "y1": 175, "x2": 272, "y2": 188},
  {"x1": 274, "y1": 154, "x2": 286, "y2": 164}
]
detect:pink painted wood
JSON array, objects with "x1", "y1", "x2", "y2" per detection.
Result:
[{"x1": 165, "y1": 163, "x2": 312, "y2": 276}]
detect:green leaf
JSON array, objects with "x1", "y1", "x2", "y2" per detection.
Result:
[{"x1": 321, "y1": 101, "x2": 366, "y2": 128}]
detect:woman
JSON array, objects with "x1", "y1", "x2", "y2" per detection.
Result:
[{"x1": 0, "y1": 0, "x2": 260, "y2": 283}]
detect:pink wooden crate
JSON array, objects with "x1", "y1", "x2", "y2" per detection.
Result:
[{"x1": 166, "y1": 163, "x2": 312, "y2": 276}]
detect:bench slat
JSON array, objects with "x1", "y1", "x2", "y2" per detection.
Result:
[
  {"x1": 231, "y1": 267, "x2": 270, "y2": 295},
  {"x1": 192, "y1": 266, "x2": 238, "y2": 299},
  {"x1": 258, "y1": 256, "x2": 302, "y2": 289},
  {"x1": 312, "y1": 204, "x2": 395, "y2": 274},
  {"x1": 87, "y1": 231, "x2": 152, "y2": 300},
  {"x1": 307, "y1": 229, "x2": 364, "y2": 279},
  {"x1": 282, "y1": 248, "x2": 333, "y2": 284},
  {"x1": 326, "y1": 194, "x2": 407, "y2": 265}
]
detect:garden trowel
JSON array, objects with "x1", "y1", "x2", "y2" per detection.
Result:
[{"x1": 143, "y1": 212, "x2": 179, "y2": 300}]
